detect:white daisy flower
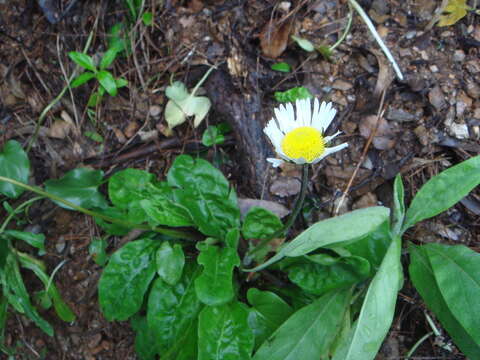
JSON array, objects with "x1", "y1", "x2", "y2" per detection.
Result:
[{"x1": 264, "y1": 98, "x2": 348, "y2": 167}]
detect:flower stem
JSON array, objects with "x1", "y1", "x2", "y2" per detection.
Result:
[
  {"x1": 249, "y1": 164, "x2": 309, "y2": 256},
  {"x1": 0, "y1": 176, "x2": 202, "y2": 241}
]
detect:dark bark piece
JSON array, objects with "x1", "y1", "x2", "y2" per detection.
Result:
[{"x1": 205, "y1": 68, "x2": 271, "y2": 197}]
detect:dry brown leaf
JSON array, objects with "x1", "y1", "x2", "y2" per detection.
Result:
[{"x1": 259, "y1": 21, "x2": 291, "y2": 58}]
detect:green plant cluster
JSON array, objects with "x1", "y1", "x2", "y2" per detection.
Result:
[{"x1": 1, "y1": 137, "x2": 480, "y2": 359}]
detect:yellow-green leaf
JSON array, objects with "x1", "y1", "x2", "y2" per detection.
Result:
[{"x1": 437, "y1": 0, "x2": 470, "y2": 27}]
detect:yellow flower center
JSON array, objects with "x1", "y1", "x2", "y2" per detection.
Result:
[{"x1": 281, "y1": 126, "x2": 325, "y2": 162}]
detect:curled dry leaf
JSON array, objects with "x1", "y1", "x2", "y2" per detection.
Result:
[
  {"x1": 260, "y1": 21, "x2": 291, "y2": 58},
  {"x1": 359, "y1": 115, "x2": 396, "y2": 150}
]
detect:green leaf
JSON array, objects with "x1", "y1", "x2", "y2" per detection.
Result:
[
  {"x1": 89, "y1": 237, "x2": 109, "y2": 266},
  {"x1": 285, "y1": 256, "x2": 371, "y2": 296},
  {"x1": 392, "y1": 174, "x2": 405, "y2": 234},
  {"x1": 342, "y1": 220, "x2": 391, "y2": 272},
  {"x1": 107, "y1": 23, "x2": 128, "y2": 53},
  {"x1": 242, "y1": 207, "x2": 282, "y2": 240},
  {"x1": 403, "y1": 155, "x2": 480, "y2": 232},
  {"x1": 167, "y1": 155, "x2": 240, "y2": 238},
  {"x1": 409, "y1": 243, "x2": 480, "y2": 358},
  {"x1": 68, "y1": 51, "x2": 96, "y2": 71},
  {"x1": 253, "y1": 288, "x2": 351, "y2": 360},
  {"x1": 116, "y1": 77, "x2": 128, "y2": 88},
  {"x1": 98, "y1": 239, "x2": 158, "y2": 321},
  {"x1": 70, "y1": 71, "x2": 96, "y2": 88},
  {"x1": 291, "y1": 35, "x2": 315, "y2": 52},
  {"x1": 45, "y1": 168, "x2": 108, "y2": 210},
  {"x1": 94, "y1": 206, "x2": 131, "y2": 235},
  {"x1": 131, "y1": 315, "x2": 160, "y2": 360},
  {"x1": 198, "y1": 301, "x2": 254, "y2": 360},
  {"x1": 97, "y1": 70, "x2": 118, "y2": 96},
  {"x1": 156, "y1": 241, "x2": 185, "y2": 285},
  {"x1": 274, "y1": 86, "x2": 313, "y2": 103},
  {"x1": 247, "y1": 288, "x2": 293, "y2": 350},
  {"x1": 202, "y1": 125, "x2": 225, "y2": 147},
  {"x1": 316, "y1": 45, "x2": 333, "y2": 60},
  {"x1": 84, "y1": 131, "x2": 104, "y2": 143},
  {"x1": 0, "y1": 140, "x2": 30, "y2": 199},
  {"x1": 248, "y1": 206, "x2": 390, "y2": 271},
  {"x1": 195, "y1": 242, "x2": 240, "y2": 306},
  {"x1": 141, "y1": 193, "x2": 193, "y2": 227},
  {"x1": 0, "y1": 236, "x2": 9, "y2": 270},
  {"x1": 332, "y1": 237, "x2": 401, "y2": 360},
  {"x1": 87, "y1": 91, "x2": 102, "y2": 107},
  {"x1": 437, "y1": 0, "x2": 470, "y2": 26},
  {"x1": 1, "y1": 255, "x2": 53, "y2": 336},
  {"x1": 425, "y1": 244, "x2": 480, "y2": 346},
  {"x1": 165, "y1": 80, "x2": 212, "y2": 129},
  {"x1": 100, "y1": 48, "x2": 118, "y2": 70},
  {"x1": 147, "y1": 263, "x2": 202, "y2": 352},
  {"x1": 142, "y1": 11, "x2": 153, "y2": 26},
  {"x1": 16, "y1": 252, "x2": 75, "y2": 322},
  {"x1": 4, "y1": 230, "x2": 45, "y2": 255},
  {"x1": 270, "y1": 62, "x2": 291, "y2": 72}
]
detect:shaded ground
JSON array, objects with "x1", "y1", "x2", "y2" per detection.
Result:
[{"x1": 1, "y1": 0, "x2": 479, "y2": 358}]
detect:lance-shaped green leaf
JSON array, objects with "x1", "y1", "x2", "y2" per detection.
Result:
[
  {"x1": 195, "y1": 242, "x2": 240, "y2": 306},
  {"x1": 167, "y1": 155, "x2": 240, "y2": 238},
  {"x1": 409, "y1": 243, "x2": 480, "y2": 358},
  {"x1": 4, "y1": 230, "x2": 45, "y2": 255},
  {"x1": 253, "y1": 288, "x2": 351, "y2": 360},
  {"x1": 198, "y1": 301, "x2": 254, "y2": 360},
  {"x1": 0, "y1": 140, "x2": 30, "y2": 199},
  {"x1": 425, "y1": 244, "x2": 480, "y2": 347},
  {"x1": 1, "y1": 255, "x2": 53, "y2": 336},
  {"x1": 97, "y1": 70, "x2": 118, "y2": 96},
  {"x1": 247, "y1": 288, "x2": 293, "y2": 349},
  {"x1": 247, "y1": 206, "x2": 390, "y2": 271},
  {"x1": 392, "y1": 174, "x2": 405, "y2": 235},
  {"x1": 332, "y1": 237, "x2": 401, "y2": 360},
  {"x1": 156, "y1": 241, "x2": 185, "y2": 285},
  {"x1": 45, "y1": 168, "x2": 108, "y2": 210},
  {"x1": 242, "y1": 207, "x2": 283, "y2": 240},
  {"x1": 16, "y1": 252, "x2": 75, "y2": 322},
  {"x1": 99, "y1": 239, "x2": 158, "y2": 321},
  {"x1": 131, "y1": 315, "x2": 160, "y2": 360},
  {"x1": 286, "y1": 256, "x2": 370, "y2": 296},
  {"x1": 403, "y1": 155, "x2": 480, "y2": 232},
  {"x1": 147, "y1": 263, "x2": 202, "y2": 352}
]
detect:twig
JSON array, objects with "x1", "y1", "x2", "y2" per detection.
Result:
[{"x1": 334, "y1": 90, "x2": 387, "y2": 215}]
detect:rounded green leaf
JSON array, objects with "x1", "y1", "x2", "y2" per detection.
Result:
[
  {"x1": 109, "y1": 169, "x2": 155, "y2": 209},
  {"x1": 242, "y1": 207, "x2": 283, "y2": 240},
  {"x1": 0, "y1": 140, "x2": 30, "y2": 198},
  {"x1": 147, "y1": 263, "x2": 201, "y2": 352},
  {"x1": 156, "y1": 242, "x2": 185, "y2": 285},
  {"x1": 247, "y1": 289, "x2": 293, "y2": 349},
  {"x1": 195, "y1": 243, "x2": 240, "y2": 306},
  {"x1": 270, "y1": 62, "x2": 291, "y2": 72},
  {"x1": 403, "y1": 155, "x2": 480, "y2": 231},
  {"x1": 286, "y1": 256, "x2": 371, "y2": 296},
  {"x1": 198, "y1": 301, "x2": 254, "y2": 360},
  {"x1": 253, "y1": 289, "x2": 351, "y2": 360},
  {"x1": 45, "y1": 168, "x2": 108, "y2": 210},
  {"x1": 97, "y1": 70, "x2": 118, "y2": 96},
  {"x1": 99, "y1": 239, "x2": 158, "y2": 321}
]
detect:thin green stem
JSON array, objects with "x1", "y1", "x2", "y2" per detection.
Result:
[
  {"x1": 405, "y1": 331, "x2": 433, "y2": 359},
  {"x1": 249, "y1": 164, "x2": 309, "y2": 256},
  {"x1": 330, "y1": 6, "x2": 353, "y2": 51},
  {"x1": 26, "y1": 21, "x2": 96, "y2": 153},
  {"x1": 0, "y1": 196, "x2": 44, "y2": 233},
  {"x1": 0, "y1": 176, "x2": 201, "y2": 240}
]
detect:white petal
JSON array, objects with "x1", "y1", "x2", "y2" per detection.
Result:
[
  {"x1": 321, "y1": 103, "x2": 337, "y2": 132},
  {"x1": 324, "y1": 131, "x2": 342, "y2": 143},
  {"x1": 264, "y1": 119, "x2": 284, "y2": 149},
  {"x1": 312, "y1": 142, "x2": 349, "y2": 163},
  {"x1": 284, "y1": 103, "x2": 295, "y2": 131},
  {"x1": 267, "y1": 158, "x2": 284, "y2": 167},
  {"x1": 303, "y1": 98, "x2": 312, "y2": 126}
]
